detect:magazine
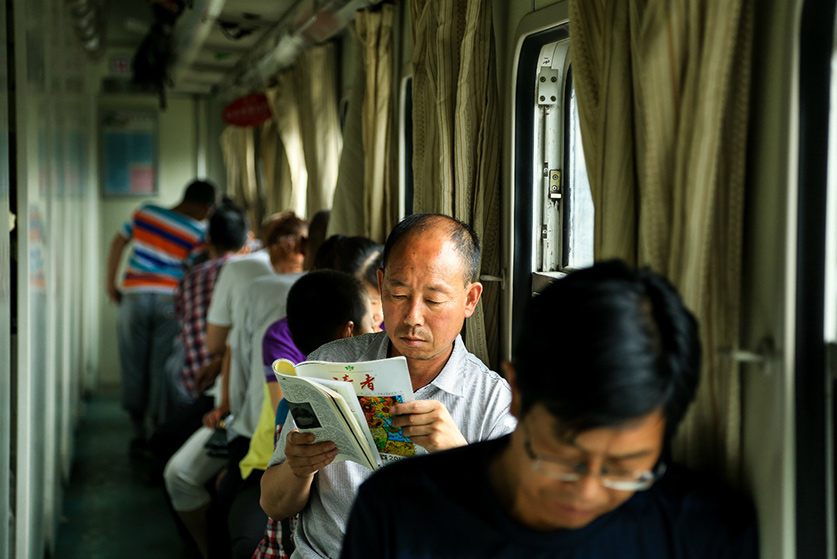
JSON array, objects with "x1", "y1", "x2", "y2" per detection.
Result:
[{"x1": 272, "y1": 356, "x2": 422, "y2": 470}]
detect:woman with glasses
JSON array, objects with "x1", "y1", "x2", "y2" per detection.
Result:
[{"x1": 339, "y1": 260, "x2": 758, "y2": 559}]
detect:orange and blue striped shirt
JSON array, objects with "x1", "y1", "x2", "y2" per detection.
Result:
[{"x1": 120, "y1": 204, "x2": 206, "y2": 294}]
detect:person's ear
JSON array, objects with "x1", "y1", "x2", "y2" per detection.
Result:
[
  {"x1": 377, "y1": 267, "x2": 384, "y2": 296},
  {"x1": 340, "y1": 321, "x2": 354, "y2": 339},
  {"x1": 502, "y1": 362, "x2": 522, "y2": 419},
  {"x1": 463, "y1": 281, "x2": 483, "y2": 318}
]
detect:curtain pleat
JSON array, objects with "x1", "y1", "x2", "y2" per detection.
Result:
[
  {"x1": 329, "y1": 8, "x2": 398, "y2": 241},
  {"x1": 259, "y1": 120, "x2": 294, "y2": 216},
  {"x1": 357, "y1": 5, "x2": 396, "y2": 244},
  {"x1": 294, "y1": 45, "x2": 343, "y2": 218},
  {"x1": 266, "y1": 79, "x2": 308, "y2": 218},
  {"x1": 570, "y1": 0, "x2": 753, "y2": 482},
  {"x1": 410, "y1": 0, "x2": 501, "y2": 369},
  {"x1": 568, "y1": 2, "x2": 638, "y2": 264},
  {"x1": 220, "y1": 125, "x2": 262, "y2": 233},
  {"x1": 327, "y1": 36, "x2": 366, "y2": 238}
]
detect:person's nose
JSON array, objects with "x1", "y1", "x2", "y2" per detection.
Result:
[
  {"x1": 403, "y1": 297, "x2": 423, "y2": 327},
  {"x1": 573, "y1": 472, "x2": 606, "y2": 502},
  {"x1": 572, "y1": 459, "x2": 608, "y2": 502}
]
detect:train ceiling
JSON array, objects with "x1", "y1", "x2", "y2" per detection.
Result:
[{"x1": 124, "y1": 0, "x2": 379, "y2": 100}]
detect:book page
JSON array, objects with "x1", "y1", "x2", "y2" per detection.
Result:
[
  {"x1": 274, "y1": 373, "x2": 377, "y2": 470},
  {"x1": 315, "y1": 378, "x2": 380, "y2": 466},
  {"x1": 293, "y1": 356, "x2": 419, "y2": 463}
]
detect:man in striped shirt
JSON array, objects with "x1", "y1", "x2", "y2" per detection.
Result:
[{"x1": 105, "y1": 179, "x2": 217, "y2": 455}]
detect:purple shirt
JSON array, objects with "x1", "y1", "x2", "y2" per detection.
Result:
[{"x1": 262, "y1": 317, "x2": 306, "y2": 382}]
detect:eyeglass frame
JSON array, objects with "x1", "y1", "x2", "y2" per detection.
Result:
[{"x1": 521, "y1": 422, "x2": 666, "y2": 491}]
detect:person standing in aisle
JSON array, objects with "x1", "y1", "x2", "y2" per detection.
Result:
[{"x1": 105, "y1": 179, "x2": 217, "y2": 456}]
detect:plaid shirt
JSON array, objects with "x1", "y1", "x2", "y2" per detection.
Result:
[
  {"x1": 174, "y1": 254, "x2": 231, "y2": 398},
  {"x1": 251, "y1": 421, "x2": 296, "y2": 559}
]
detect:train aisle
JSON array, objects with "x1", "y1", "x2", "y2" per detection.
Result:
[{"x1": 54, "y1": 384, "x2": 189, "y2": 558}]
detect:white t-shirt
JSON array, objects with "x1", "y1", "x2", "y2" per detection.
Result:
[
  {"x1": 227, "y1": 272, "x2": 304, "y2": 439},
  {"x1": 206, "y1": 250, "x2": 274, "y2": 328},
  {"x1": 205, "y1": 250, "x2": 274, "y2": 411}
]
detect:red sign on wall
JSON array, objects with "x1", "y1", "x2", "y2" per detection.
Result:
[{"x1": 222, "y1": 93, "x2": 273, "y2": 127}]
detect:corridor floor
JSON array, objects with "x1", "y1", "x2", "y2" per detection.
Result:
[{"x1": 53, "y1": 385, "x2": 187, "y2": 559}]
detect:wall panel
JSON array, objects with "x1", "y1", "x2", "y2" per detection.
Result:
[
  {"x1": 0, "y1": 0, "x2": 11, "y2": 557},
  {"x1": 12, "y1": 0, "x2": 100, "y2": 556}
]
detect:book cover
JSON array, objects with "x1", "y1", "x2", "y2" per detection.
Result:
[{"x1": 273, "y1": 356, "x2": 420, "y2": 469}]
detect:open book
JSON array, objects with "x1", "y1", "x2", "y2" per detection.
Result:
[{"x1": 272, "y1": 356, "x2": 422, "y2": 470}]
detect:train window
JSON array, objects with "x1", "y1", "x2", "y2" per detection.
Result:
[
  {"x1": 563, "y1": 69, "x2": 594, "y2": 269},
  {"x1": 510, "y1": 22, "x2": 576, "y2": 349},
  {"x1": 532, "y1": 40, "x2": 594, "y2": 284}
]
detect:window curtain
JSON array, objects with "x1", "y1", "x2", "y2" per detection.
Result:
[
  {"x1": 259, "y1": 120, "x2": 294, "y2": 217},
  {"x1": 410, "y1": 0, "x2": 501, "y2": 369},
  {"x1": 266, "y1": 78, "x2": 308, "y2": 218},
  {"x1": 328, "y1": 29, "x2": 368, "y2": 238},
  {"x1": 328, "y1": 6, "x2": 398, "y2": 243},
  {"x1": 357, "y1": 5, "x2": 396, "y2": 244},
  {"x1": 569, "y1": 0, "x2": 754, "y2": 482},
  {"x1": 220, "y1": 125, "x2": 262, "y2": 233},
  {"x1": 294, "y1": 44, "x2": 343, "y2": 218}
]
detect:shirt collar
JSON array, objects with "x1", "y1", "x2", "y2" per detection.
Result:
[
  {"x1": 383, "y1": 334, "x2": 466, "y2": 398},
  {"x1": 428, "y1": 335, "x2": 467, "y2": 397}
]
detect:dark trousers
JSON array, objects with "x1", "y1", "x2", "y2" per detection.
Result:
[
  {"x1": 207, "y1": 436, "x2": 252, "y2": 559},
  {"x1": 149, "y1": 395, "x2": 215, "y2": 475},
  {"x1": 228, "y1": 470, "x2": 269, "y2": 559}
]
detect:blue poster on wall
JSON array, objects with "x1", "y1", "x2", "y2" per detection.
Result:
[{"x1": 101, "y1": 110, "x2": 157, "y2": 196}]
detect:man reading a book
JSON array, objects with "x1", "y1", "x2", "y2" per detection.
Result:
[
  {"x1": 260, "y1": 213, "x2": 517, "y2": 559},
  {"x1": 339, "y1": 260, "x2": 759, "y2": 559}
]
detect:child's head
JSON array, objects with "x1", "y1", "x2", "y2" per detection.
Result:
[
  {"x1": 359, "y1": 251, "x2": 384, "y2": 330},
  {"x1": 286, "y1": 270, "x2": 376, "y2": 356},
  {"x1": 313, "y1": 235, "x2": 384, "y2": 331}
]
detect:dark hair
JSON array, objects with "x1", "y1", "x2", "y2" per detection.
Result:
[
  {"x1": 362, "y1": 251, "x2": 383, "y2": 289},
  {"x1": 208, "y1": 197, "x2": 249, "y2": 253},
  {"x1": 307, "y1": 209, "x2": 331, "y2": 259},
  {"x1": 182, "y1": 180, "x2": 217, "y2": 206},
  {"x1": 313, "y1": 235, "x2": 382, "y2": 279},
  {"x1": 512, "y1": 260, "x2": 701, "y2": 442},
  {"x1": 286, "y1": 270, "x2": 369, "y2": 355},
  {"x1": 382, "y1": 213, "x2": 480, "y2": 283},
  {"x1": 263, "y1": 212, "x2": 308, "y2": 255},
  {"x1": 312, "y1": 234, "x2": 345, "y2": 270}
]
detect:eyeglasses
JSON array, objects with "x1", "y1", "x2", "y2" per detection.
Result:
[{"x1": 522, "y1": 426, "x2": 666, "y2": 491}]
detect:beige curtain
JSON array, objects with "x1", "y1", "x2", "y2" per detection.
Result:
[
  {"x1": 266, "y1": 79, "x2": 308, "y2": 218},
  {"x1": 410, "y1": 0, "x2": 502, "y2": 369},
  {"x1": 294, "y1": 45, "x2": 343, "y2": 218},
  {"x1": 259, "y1": 120, "x2": 294, "y2": 217},
  {"x1": 570, "y1": 0, "x2": 754, "y2": 482},
  {"x1": 220, "y1": 125, "x2": 262, "y2": 233},
  {"x1": 328, "y1": 28, "x2": 368, "y2": 238},
  {"x1": 357, "y1": 5, "x2": 396, "y2": 244}
]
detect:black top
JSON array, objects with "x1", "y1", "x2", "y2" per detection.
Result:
[{"x1": 340, "y1": 435, "x2": 758, "y2": 559}]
